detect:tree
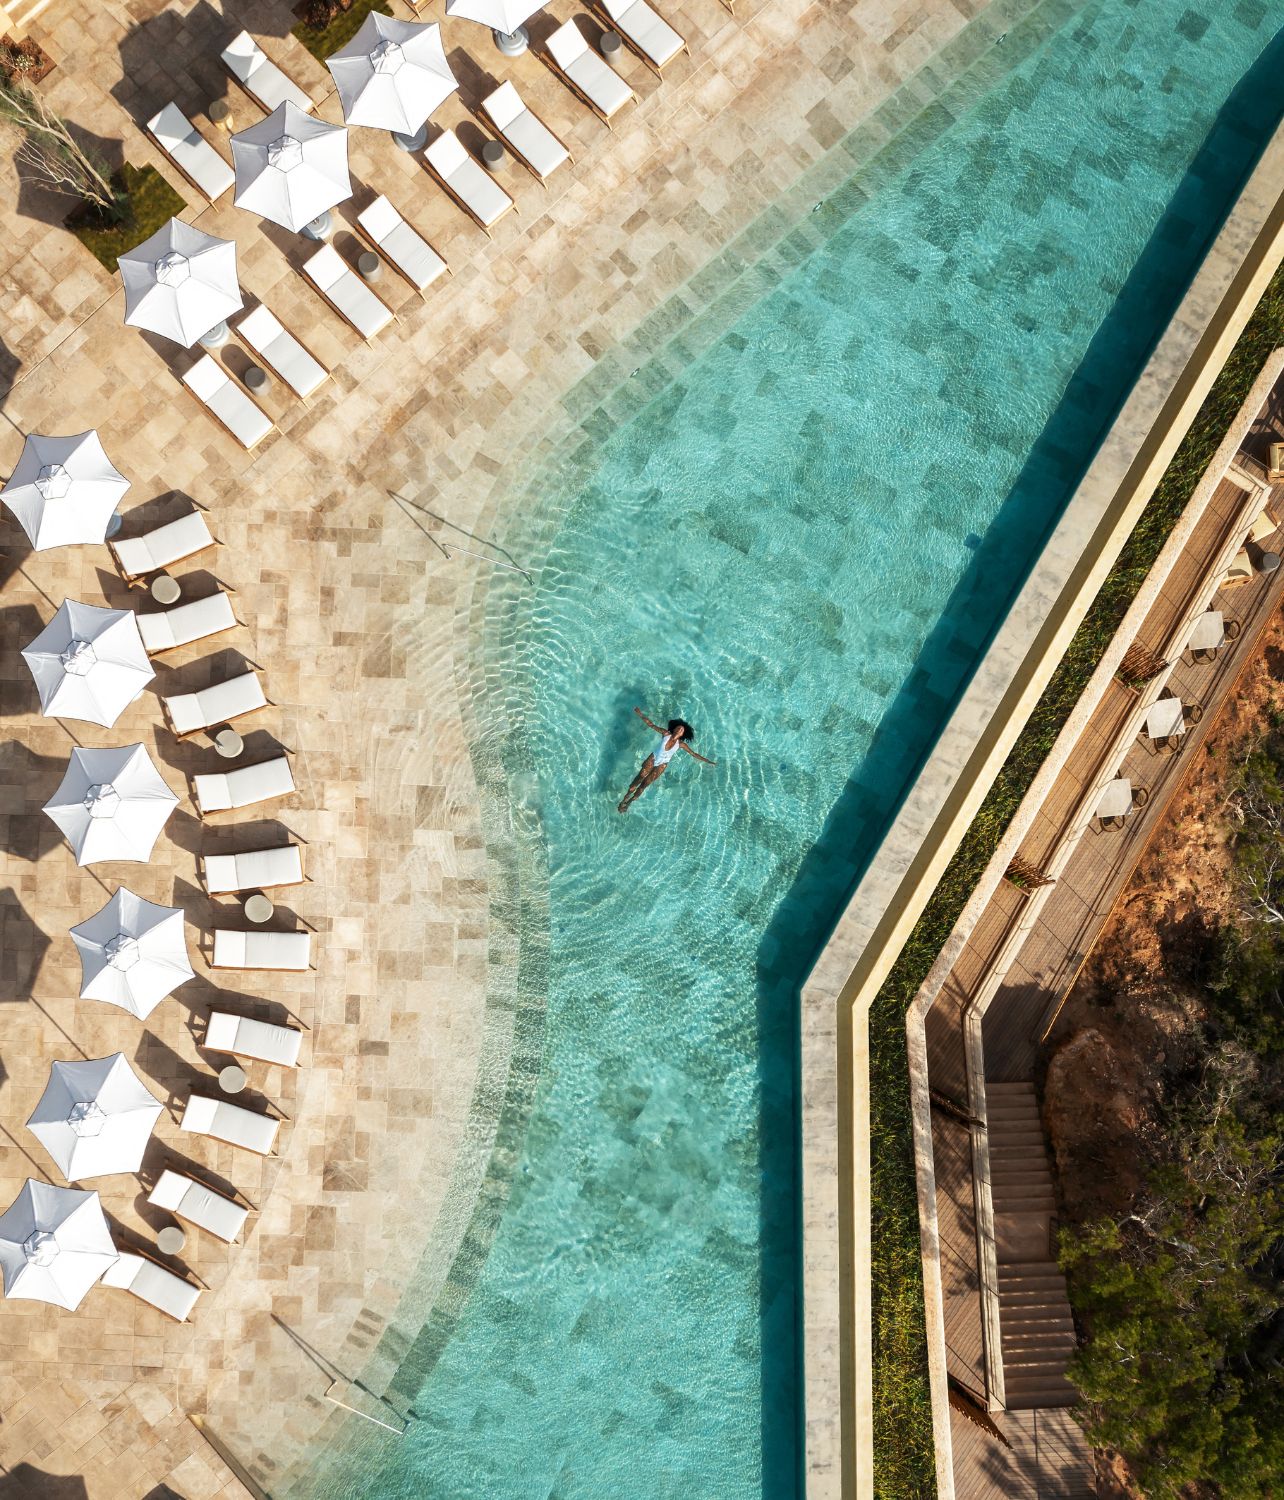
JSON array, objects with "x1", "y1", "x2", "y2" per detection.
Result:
[{"x1": 0, "y1": 78, "x2": 122, "y2": 220}]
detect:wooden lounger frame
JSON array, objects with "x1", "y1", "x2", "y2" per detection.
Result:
[
  {"x1": 185, "y1": 1092, "x2": 284, "y2": 1155},
  {"x1": 147, "y1": 113, "x2": 233, "y2": 203},
  {"x1": 421, "y1": 149, "x2": 518, "y2": 238},
  {"x1": 537, "y1": 47, "x2": 635, "y2": 129},
  {"x1": 220, "y1": 50, "x2": 309, "y2": 116},
  {"x1": 232, "y1": 305, "x2": 330, "y2": 404},
  {"x1": 141, "y1": 593, "x2": 243, "y2": 658},
  {"x1": 111, "y1": 1242, "x2": 203, "y2": 1322},
  {"x1": 197, "y1": 844, "x2": 308, "y2": 894},
  {"x1": 303, "y1": 260, "x2": 399, "y2": 343},
  {"x1": 206, "y1": 936, "x2": 312, "y2": 971},
  {"x1": 155, "y1": 1164, "x2": 251, "y2": 1242},
  {"x1": 178, "y1": 368, "x2": 275, "y2": 451},
  {"x1": 477, "y1": 110, "x2": 575, "y2": 187},
  {"x1": 161, "y1": 692, "x2": 269, "y2": 742},
  {"x1": 587, "y1": 0, "x2": 690, "y2": 77},
  {"x1": 350, "y1": 212, "x2": 453, "y2": 299},
  {"x1": 109, "y1": 523, "x2": 220, "y2": 586}
]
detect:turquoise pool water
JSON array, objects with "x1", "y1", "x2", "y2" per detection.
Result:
[{"x1": 294, "y1": 2, "x2": 1284, "y2": 1496}]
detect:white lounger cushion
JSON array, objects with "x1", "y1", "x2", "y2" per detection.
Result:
[
  {"x1": 182, "y1": 1094, "x2": 281, "y2": 1153},
  {"x1": 194, "y1": 755, "x2": 295, "y2": 814},
  {"x1": 207, "y1": 1010, "x2": 303, "y2": 1066},
  {"x1": 424, "y1": 130, "x2": 513, "y2": 228},
  {"x1": 182, "y1": 356, "x2": 272, "y2": 448},
  {"x1": 357, "y1": 197, "x2": 446, "y2": 290},
  {"x1": 102, "y1": 1251, "x2": 201, "y2": 1321},
  {"x1": 237, "y1": 306, "x2": 327, "y2": 398},
  {"x1": 113, "y1": 511, "x2": 214, "y2": 578},
  {"x1": 203, "y1": 844, "x2": 304, "y2": 894},
  {"x1": 163, "y1": 670, "x2": 266, "y2": 735},
  {"x1": 547, "y1": 21, "x2": 633, "y2": 119},
  {"x1": 482, "y1": 83, "x2": 569, "y2": 180},
  {"x1": 211, "y1": 929, "x2": 311, "y2": 971},
  {"x1": 603, "y1": 0, "x2": 684, "y2": 67},
  {"x1": 221, "y1": 30, "x2": 313, "y2": 112},
  {"x1": 303, "y1": 245, "x2": 392, "y2": 339},
  {"x1": 148, "y1": 1168, "x2": 248, "y2": 1243},
  {"x1": 147, "y1": 103, "x2": 235, "y2": 199},
  {"x1": 138, "y1": 592, "x2": 236, "y2": 653}
]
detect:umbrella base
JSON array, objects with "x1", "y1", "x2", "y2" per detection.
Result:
[
  {"x1": 494, "y1": 24, "x2": 529, "y2": 55},
  {"x1": 197, "y1": 319, "x2": 230, "y2": 350},
  {"x1": 302, "y1": 210, "x2": 334, "y2": 241},
  {"x1": 392, "y1": 123, "x2": 429, "y2": 153}
]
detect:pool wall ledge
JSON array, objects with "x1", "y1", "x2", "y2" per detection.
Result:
[{"x1": 800, "y1": 114, "x2": 1284, "y2": 1500}]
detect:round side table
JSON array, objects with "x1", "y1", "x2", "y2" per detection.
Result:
[
  {"x1": 157, "y1": 1224, "x2": 186, "y2": 1256},
  {"x1": 150, "y1": 573, "x2": 181, "y2": 606},
  {"x1": 209, "y1": 99, "x2": 232, "y2": 132},
  {"x1": 244, "y1": 365, "x2": 269, "y2": 393},
  {"x1": 244, "y1": 892, "x2": 274, "y2": 924},
  {"x1": 357, "y1": 250, "x2": 382, "y2": 282},
  {"x1": 481, "y1": 138, "x2": 506, "y2": 170},
  {"x1": 219, "y1": 1064, "x2": 248, "y2": 1095},
  {"x1": 213, "y1": 727, "x2": 244, "y2": 759},
  {"x1": 600, "y1": 30, "x2": 624, "y2": 64}
]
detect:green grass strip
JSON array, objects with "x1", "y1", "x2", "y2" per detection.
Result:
[
  {"x1": 69, "y1": 164, "x2": 185, "y2": 273},
  {"x1": 868, "y1": 259, "x2": 1284, "y2": 1497},
  {"x1": 292, "y1": 0, "x2": 392, "y2": 63}
]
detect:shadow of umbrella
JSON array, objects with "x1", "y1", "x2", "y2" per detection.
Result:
[
  {"x1": 0, "y1": 740, "x2": 76, "y2": 863},
  {"x1": 0, "y1": 1466, "x2": 89, "y2": 1499},
  {"x1": 0, "y1": 886, "x2": 52, "y2": 1001}
]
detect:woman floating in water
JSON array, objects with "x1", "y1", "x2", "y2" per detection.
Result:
[{"x1": 617, "y1": 707, "x2": 716, "y2": 813}]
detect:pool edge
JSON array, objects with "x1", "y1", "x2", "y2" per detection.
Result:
[{"x1": 800, "y1": 92, "x2": 1284, "y2": 1500}]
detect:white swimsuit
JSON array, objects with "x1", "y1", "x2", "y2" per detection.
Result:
[{"x1": 654, "y1": 736, "x2": 680, "y2": 767}]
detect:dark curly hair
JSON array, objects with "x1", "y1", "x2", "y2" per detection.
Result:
[{"x1": 667, "y1": 719, "x2": 695, "y2": 743}]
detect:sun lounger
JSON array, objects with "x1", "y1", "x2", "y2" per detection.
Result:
[
  {"x1": 207, "y1": 1010, "x2": 303, "y2": 1067},
  {"x1": 101, "y1": 1250, "x2": 201, "y2": 1321},
  {"x1": 181, "y1": 1093, "x2": 280, "y2": 1154},
  {"x1": 221, "y1": 30, "x2": 313, "y2": 114},
  {"x1": 182, "y1": 356, "x2": 273, "y2": 449},
  {"x1": 302, "y1": 244, "x2": 394, "y2": 341},
  {"x1": 111, "y1": 510, "x2": 217, "y2": 582},
  {"x1": 210, "y1": 929, "x2": 311, "y2": 971},
  {"x1": 592, "y1": 0, "x2": 686, "y2": 73},
  {"x1": 193, "y1": 755, "x2": 295, "y2": 816},
  {"x1": 148, "y1": 1168, "x2": 249, "y2": 1243},
  {"x1": 201, "y1": 844, "x2": 304, "y2": 894},
  {"x1": 423, "y1": 129, "x2": 515, "y2": 234},
  {"x1": 146, "y1": 103, "x2": 235, "y2": 201},
  {"x1": 355, "y1": 196, "x2": 448, "y2": 294},
  {"x1": 137, "y1": 591, "x2": 238, "y2": 655},
  {"x1": 162, "y1": 670, "x2": 267, "y2": 738},
  {"x1": 544, "y1": 20, "x2": 636, "y2": 126},
  {"x1": 481, "y1": 82, "x2": 571, "y2": 184},
  {"x1": 235, "y1": 305, "x2": 328, "y2": 400}
]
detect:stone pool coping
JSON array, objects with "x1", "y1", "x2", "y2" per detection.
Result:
[{"x1": 801, "y1": 99, "x2": 1284, "y2": 1500}]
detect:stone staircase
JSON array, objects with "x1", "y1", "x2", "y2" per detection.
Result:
[{"x1": 987, "y1": 1080, "x2": 1079, "y2": 1410}]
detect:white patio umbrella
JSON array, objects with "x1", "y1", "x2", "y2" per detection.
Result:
[
  {"x1": 0, "y1": 430, "x2": 129, "y2": 551},
  {"x1": 27, "y1": 1054, "x2": 163, "y2": 1182},
  {"x1": 445, "y1": 0, "x2": 543, "y2": 52},
  {"x1": 119, "y1": 217, "x2": 243, "y2": 349},
  {"x1": 232, "y1": 101, "x2": 351, "y2": 235},
  {"x1": 43, "y1": 744, "x2": 178, "y2": 866},
  {"x1": 20, "y1": 599, "x2": 153, "y2": 728},
  {"x1": 0, "y1": 1180, "x2": 117, "y2": 1310},
  {"x1": 70, "y1": 888, "x2": 194, "y2": 1020},
  {"x1": 327, "y1": 16, "x2": 457, "y2": 149}
]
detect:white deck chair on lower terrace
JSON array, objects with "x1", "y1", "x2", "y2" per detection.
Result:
[
  {"x1": 355, "y1": 196, "x2": 448, "y2": 295},
  {"x1": 543, "y1": 20, "x2": 635, "y2": 127}
]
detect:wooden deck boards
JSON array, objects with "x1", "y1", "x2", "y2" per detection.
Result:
[{"x1": 923, "y1": 400, "x2": 1284, "y2": 1500}]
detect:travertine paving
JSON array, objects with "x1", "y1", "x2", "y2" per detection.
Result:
[{"x1": 0, "y1": 0, "x2": 1003, "y2": 1491}]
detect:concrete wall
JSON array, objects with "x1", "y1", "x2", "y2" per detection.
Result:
[{"x1": 802, "y1": 106, "x2": 1284, "y2": 1500}]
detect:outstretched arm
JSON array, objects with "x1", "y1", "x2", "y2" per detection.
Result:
[
  {"x1": 634, "y1": 707, "x2": 664, "y2": 734},
  {"x1": 681, "y1": 744, "x2": 717, "y2": 765}
]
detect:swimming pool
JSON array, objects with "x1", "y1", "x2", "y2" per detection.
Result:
[{"x1": 288, "y1": 2, "x2": 1284, "y2": 1495}]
